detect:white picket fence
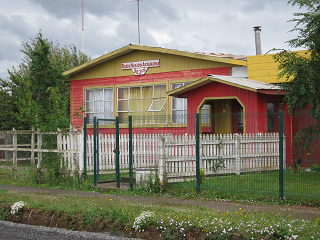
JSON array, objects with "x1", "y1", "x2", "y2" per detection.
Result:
[
  {"x1": 85, "y1": 132, "x2": 285, "y2": 183},
  {"x1": 0, "y1": 129, "x2": 285, "y2": 183},
  {"x1": 162, "y1": 133, "x2": 285, "y2": 182}
]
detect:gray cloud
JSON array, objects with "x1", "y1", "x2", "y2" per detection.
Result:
[{"x1": 0, "y1": 0, "x2": 306, "y2": 79}]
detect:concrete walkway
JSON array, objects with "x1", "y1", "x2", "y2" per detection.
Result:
[{"x1": 1, "y1": 185, "x2": 319, "y2": 220}]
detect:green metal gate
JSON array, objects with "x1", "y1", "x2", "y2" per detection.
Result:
[{"x1": 83, "y1": 116, "x2": 134, "y2": 189}]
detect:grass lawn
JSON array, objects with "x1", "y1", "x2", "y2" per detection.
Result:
[
  {"x1": 0, "y1": 166, "x2": 320, "y2": 206},
  {"x1": 169, "y1": 170, "x2": 320, "y2": 205},
  {"x1": 1, "y1": 191, "x2": 320, "y2": 239}
]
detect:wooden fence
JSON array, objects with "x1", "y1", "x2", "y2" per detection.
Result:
[
  {"x1": 0, "y1": 128, "x2": 82, "y2": 179},
  {"x1": 163, "y1": 133, "x2": 285, "y2": 182},
  {"x1": 0, "y1": 129, "x2": 284, "y2": 183}
]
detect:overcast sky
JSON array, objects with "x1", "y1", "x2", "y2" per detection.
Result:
[{"x1": 0, "y1": 0, "x2": 306, "y2": 80}]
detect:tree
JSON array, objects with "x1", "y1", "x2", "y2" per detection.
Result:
[
  {"x1": 0, "y1": 32, "x2": 91, "y2": 131},
  {"x1": 273, "y1": 0, "x2": 320, "y2": 163}
]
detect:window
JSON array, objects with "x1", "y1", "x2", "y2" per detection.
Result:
[
  {"x1": 267, "y1": 102, "x2": 279, "y2": 132},
  {"x1": 171, "y1": 83, "x2": 189, "y2": 123},
  {"x1": 267, "y1": 103, "x2": 275, "y2": 132},
  {"x1": 117, "y1": 85, "x2": 166, "y2": 124},
  {"x1": 171, "y1": 82, "x2": 210, "y2": 124},
  {"x1": 85, "y1": 88, "x2": 113, "y2": 124},
  {"x1": 201, "y1": 104, "x2": 210, "y2": 124}
]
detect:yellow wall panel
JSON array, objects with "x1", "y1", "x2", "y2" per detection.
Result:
[
  {"x1": 247, "y1": 50, "x2": 307, "y2": 83},
  {"x1": 68, "y1": 50, "x2": 234, "y2": 81}
]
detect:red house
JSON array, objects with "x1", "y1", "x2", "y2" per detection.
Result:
[{"x1": 64, "y1": 44, "x2": 308, "y2": 167}]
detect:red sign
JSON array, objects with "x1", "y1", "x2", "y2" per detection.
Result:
[{"x1": 122, "y1": 59, "x2": 160, "y2": 75}]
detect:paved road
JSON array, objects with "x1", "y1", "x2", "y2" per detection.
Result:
[{"x1": 0, "y1": 220, "x2": 138, "y2": 240}]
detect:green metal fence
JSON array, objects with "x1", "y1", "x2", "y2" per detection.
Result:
[
  {"x1": 125, "y1": 110, "x2": 319, "y2": 203},
  {"x1": 83, "y1": 110, "x2": 320, "y2": 203}
]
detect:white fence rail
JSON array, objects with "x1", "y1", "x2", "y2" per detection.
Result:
[
  {"x1": 0, "y1": 129, "x2": 285, "y2": 183},
  {"x1": 0, "y1": 128, "x2": 83, "y2": 179},
  {"x1": 163, "y1": 133, "x2": 285, "y2": 182}
]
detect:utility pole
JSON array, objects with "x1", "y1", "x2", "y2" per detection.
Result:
[
  {"x1": 121, "y1": 0, "x2": 142, "y2": 44},
  {"x1": 82, "y1": 0, "x2": 84, "y2": 53}
]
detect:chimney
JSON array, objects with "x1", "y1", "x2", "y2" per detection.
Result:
[{"x1": 253, "y1": 26, "x2": 262, "y2": 55}]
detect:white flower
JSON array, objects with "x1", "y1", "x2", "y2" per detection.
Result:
[
  {"x1": 133, "y1": 211, "x2": 155, "y2": 231},
  {"x1": 11, "y1": 201, "x2": 27, "y2": 215}
]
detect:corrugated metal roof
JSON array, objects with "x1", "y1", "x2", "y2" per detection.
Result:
[
  {"x1": 64, "y1": 44, "x2": 247, "y2": 77},
  {"x1": 208, "y1": 74, "x2": 280, "y2": 90},
  {"x1": 168, "y1": 74, "x2": 281, "y2": 97},
  {"x1": 135, "y1": 44, "x2": 247, "y2": 60}
]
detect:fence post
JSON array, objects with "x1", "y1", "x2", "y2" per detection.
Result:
[
  {"x1": 196, "y1": 113, "x2": 200, "y2": 194},
  {"x1": 12, "y1": 128, "x2": 17, "y2": 180},
  {"x1": 116, "y1": 116, "x2": 120, "y2": 189},
  {"x1": 31, "y1": 128, "x2": 35, "y2": 165},
  {"x1": 83, "y1": 117, "x2": 87, "y2": 179},
  {"x1": 158, "y1": 135, "x2": 165, "y2": 184},
  {"x1": 279, "y1": 110, "x2": 284, "y2": 201},
  {"x1": 235, "y1": 134, "x2": 241, "y2": 175},
  {"x1": 57, "y1": 128, "x2": 62, "y2": 168},
  {"x1": 129, "y1": 115, "x2": 133, "y2": 190},
  {"x1": 93, "y1": 117, "x2": 97, "y2": 186},
  {"x1": 37, "y1": 128, "x2": 42, "y2": 168}
]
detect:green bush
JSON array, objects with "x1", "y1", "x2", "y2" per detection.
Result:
[{"x1": 311, "y1": 164, "x2": 320, "y2": 172}]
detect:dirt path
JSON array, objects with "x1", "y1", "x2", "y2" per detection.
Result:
[{"x1": 1, "y1": 185, "x2": 319, "y2": 220}]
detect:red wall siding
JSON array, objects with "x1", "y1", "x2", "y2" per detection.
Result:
[
  {"x1": 185, "y1": 81, "x2": 260, "y2": 134},
  {"x1": 70, "y1": 67, "x2": 231, "y2": 129}
]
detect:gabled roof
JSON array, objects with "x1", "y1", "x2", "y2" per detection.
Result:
[
  {"x1": 63, "y1": 44, "x2": 247, "y2": 77},
  {"x1": 168, "y1": 74, "x2": 282, "y2": 97}
]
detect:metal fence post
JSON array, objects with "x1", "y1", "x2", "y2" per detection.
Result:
[
  {"x1": 129, "y1": 115, "x2": 133, "y2": 190},
  {"x1": 83, "y1": 117, "x2": 87, "y2": 180},
  {"x1": 196, "y1": 113, "x2": 200, "y2": 194},
  {"x1": 116, "y1": 116, "x2": 120, "y2": 189},
  {"x1": 93, "y1": 117, "x2": 97, "y2": 186},
  {"x1": 279, "y1": 110, "x2": 284, "y2": 200}
]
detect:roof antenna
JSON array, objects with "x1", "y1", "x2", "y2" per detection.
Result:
[
  {"x1": 82, "y1": 0, "x2": 85, "y2": 53},
  {"x1": 120, "y1": 0, "x2": 142, "y2": 44}
]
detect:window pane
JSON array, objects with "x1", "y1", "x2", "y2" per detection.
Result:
[
  {"x1": 267, "y1": 103, "x2": 275, "y2": 132},
  {"x1": 95, "y1": 113, "x2": 103, "y2": 120},
  {"x1": 173, "y1": 98, "x2": 185, "y2": 110},
  {"x1": 149, "y1": 100, "x2": 166, "y2": 111},
  {"x1": 142, "y1": 112, "x2": 153, "y2": 124},
  {"x1": 154, "y1": 111, "x2": 166, "y2": 124},
  {"x1": 104, "y1": 101, "x2": 113, "y2": 112},
  {"x1": 172, "y1": 83, "x2": 183, "y2": 90},
  {"x1": 130, "y1": 87, "x2": 141, "y2": 99},
  {"x1": 131, "y1": 112, "x2": 142, "y2": 124},
  {"x1": 86, "y1": 113, "x2": 94, "y2": 124},
  {"x1": 142, "y1": 86, "x2": 153, "y2": 98},
  {"x1": 104, "y1": 112, "x2": 113, "y2": 121},
  {"x1": 172, "y1": 110, "x2": 186, "y2": 123},
  {"x1": 129, "y1": 99, "x2": 141, "y2": 112},
  {"x1": 118, "y1": 88, "x2": 128, "y2": 99},
  {"x1": 118, "y1": 112, "x2": 128, "y2": 124},
  {"x1": 141, "y1": 98, "x2": 153, "y2": 111},
  {"x1": 201, "y1": 104, "x2": 210, "y2": 123},
  {"x1": 104, "y1": 89, "x2": 113, "y2": 100},
  {"x1": 154, "y1": 85, "x2": 166, "y2": 98},
  {"x1": 94, "y1": 101, "x2": 103, "y2": 112},
  {"x1": 118, "y1": 100, "x2": 128, "y2": 111},
  {"x1": 95, "y1": 89, "x2": 103, "y2": 100},
  {"x1": 86, "y1": 102, "x2": 93, "y2": 112},
  {"x1": 86, "y1": 90, "x2": 94, "y2": 101}
]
